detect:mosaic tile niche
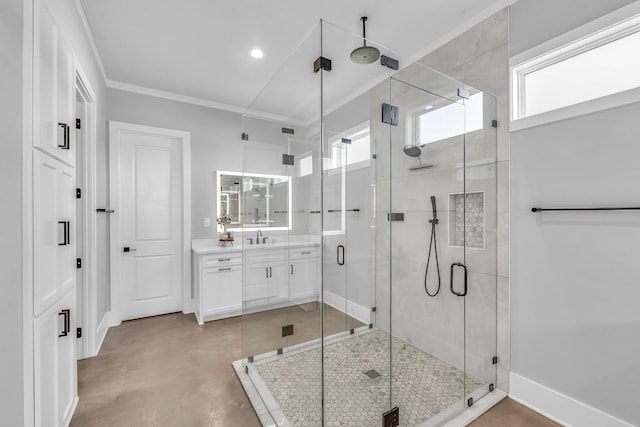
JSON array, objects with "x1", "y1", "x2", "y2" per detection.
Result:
[{"x1": 449, "y1": 192, "x2": 485, "y2": 249}]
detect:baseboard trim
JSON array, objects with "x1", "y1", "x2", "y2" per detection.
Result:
[
  {"x1": 509, "y1": 372, "x2": 635, "y2": 427},
  {"x1": 63, "y1": 395, "x2": 79, "y2": 427},
  {"x1": 93, "y1": 313, "x2": 109, "y2": 356},
  {"x1": 323, "y1": 290, "x2": 370, "y2": 325}
]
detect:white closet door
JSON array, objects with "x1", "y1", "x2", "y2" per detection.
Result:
[
  {"x1": 34, "y1": 2, "x2": 76, "y2": 166},
  {"x1": 33, "y1": 150, "x2": 75, "y2": 316}
]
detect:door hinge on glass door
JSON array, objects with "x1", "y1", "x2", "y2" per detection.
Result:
[{"x1": 382, "y1": 407, "x2": 399, "y2": 427}]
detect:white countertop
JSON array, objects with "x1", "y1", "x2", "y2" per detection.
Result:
[{"x1": 192, "y1": 236, "x2": 321, "y2": 255}]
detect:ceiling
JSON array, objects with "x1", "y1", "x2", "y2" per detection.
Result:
[{"x1": 79, "y1": 0, "x2": 511, "y2": 119}]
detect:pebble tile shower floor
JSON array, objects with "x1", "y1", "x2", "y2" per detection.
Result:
[{"x1": 252, "y1": 329, "x2": 484, "y2": 426}]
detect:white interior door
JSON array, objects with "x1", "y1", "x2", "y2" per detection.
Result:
[{"x1": 110, "y1": 122, "x2": 187, "y2": 321}]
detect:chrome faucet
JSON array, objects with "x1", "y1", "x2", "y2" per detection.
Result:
[{"x1": 256, "y1": 229, "x2": 262, "y2": 244}]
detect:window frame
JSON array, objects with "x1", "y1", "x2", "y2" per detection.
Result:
[{"x1": 510, "y1": 5, "x2": 640, "y2": 131}]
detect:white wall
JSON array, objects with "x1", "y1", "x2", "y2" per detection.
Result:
[
  {"x1": 510, "y1": 102, "x2": 640, "y2": 426},
  {"x1": 0, "y1": 0, "x2": 25, "y2": 423},
  {"x1": 509, "y1": 1, "x2": 640, "y2": 425},
  {"x1": 107, "y1": 88, "x2": 243, "y2": 240},
  {"x1": 509, "y1": 0, "x2": 636, "y2": 56}
]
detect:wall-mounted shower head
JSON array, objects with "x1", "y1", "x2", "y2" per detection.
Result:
[
  {"x1": 350, "y1": 17, "x2": 380, "y2": 64},
  {"x1": 403, "y1": 144, "x2": 422, "y2": 157}
]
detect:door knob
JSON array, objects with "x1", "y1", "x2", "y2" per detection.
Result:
[{"x1": 123, "y1": 246, "x2": 136, "y2": 253}]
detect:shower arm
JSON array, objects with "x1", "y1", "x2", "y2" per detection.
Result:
[{"x1": 361, "y1": 17, "x2": 367, "y2": 47}]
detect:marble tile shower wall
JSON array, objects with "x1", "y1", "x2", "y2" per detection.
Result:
[{"x1": 371, "y1": 8, "x2": 510, "y2": 391}]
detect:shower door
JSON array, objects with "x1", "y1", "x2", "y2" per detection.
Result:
[
  {"x1": 382, "y1": 62, "x2": 498, "y2": 425},
  {"x1": 318, "y1": 19, "x2": 415, "y2": 427}
]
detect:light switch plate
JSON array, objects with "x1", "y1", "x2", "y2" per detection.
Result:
[{"x1": 203, "y1": 217, "x2": 211, "y2": 227}]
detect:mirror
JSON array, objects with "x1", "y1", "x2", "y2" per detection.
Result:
[{"x1": 216, "y1": 171, "x2": 291, "y2": 230}]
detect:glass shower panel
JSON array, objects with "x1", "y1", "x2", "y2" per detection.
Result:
[
  {"x1": 388, "y1": 63, "x2": 470, "y2": 426},
  {"x1": 463, "y1": 92, "x2": 498, "y2": 402},
  {"x1": 320, "y1": 19, "x2": 405, "y2": 426},
  {"x1": 240, "y1": 22, "x2": 322, "y2": 427}
]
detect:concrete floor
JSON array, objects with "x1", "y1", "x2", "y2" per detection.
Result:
[
  {"x1": 72, "y1": 309, "x2": 559, "y2": 426},
  {"x1": 469, "y1": 398, "x2": 561, "y2": 427}
]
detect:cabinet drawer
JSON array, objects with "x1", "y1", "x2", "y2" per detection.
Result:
[
  {"x1": 201, "y1": 253, "x2": 242, "y2": 268},
  {"x1": 289, "y1": 246, "x2": 319, "y2": 260},
  {"x1": 203, "y1": 264, "x2": 242, "y2": 274}
]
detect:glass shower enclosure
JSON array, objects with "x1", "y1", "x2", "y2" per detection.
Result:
[{"x1": 232, "y1": 19, "x2": 498, "y2": 427}]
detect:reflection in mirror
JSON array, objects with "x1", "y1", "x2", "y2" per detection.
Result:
[{"x1": 216, "y1": 171, "x2": 291, "y2": 230}]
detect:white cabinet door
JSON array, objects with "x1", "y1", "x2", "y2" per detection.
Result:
[
  {"x1": 33, "y1": 151, "x2": 75, "y2": 316},
  {"x1": 202, "y1": 265, "x2": 242, "y2": 316},
  {"x1": 56, "y1": 36, "x2": 75, "y2": 165},
  {"x1": 268, "y1": 261, "x2": 289, "y2": 304},
  {"x1": 244, "y1": 263, "x2": 269, "y2": 306},
  {"x1": 57, "y1": 290, "x2": 77, "y2": 427},
  {"x1": 34, "y1": 2, "x2": 75, "y2": 166},
  {"x1": 34, "y1": 288, "x2": 77, "y2": 427},
  {"x1": 35, "y1": 4, "x2": 57, "y2": 157},
  {"x1": 290, "y1": 258, "x2": 319, "y2": 301},
  {"x1": 34, "y1": 302, "x2": 59, "y2": 426}
]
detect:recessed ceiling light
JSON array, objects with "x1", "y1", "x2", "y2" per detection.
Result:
[
  {"x1": 425, "y1": 105, "x2": 433, "y2": 110},
  {"x1": 250, "y1": 48, "x2": 264, "y2": 59}
]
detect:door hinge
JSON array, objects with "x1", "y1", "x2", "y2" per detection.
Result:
[
  {"x1": 492, "y1": 119, "x2": 498, "y2": 128},
  {"x1": 76, "y1": 118, "x2": 81, "y2": 129},
  {"x1": 76, "y1": 258, "x2": 82, "y2": 269},
  {"x1": 313, "y1": 56, "x2": 332, "y2": 73},
  {"x1": 382, "y1": 406, "x2": 399, "y2": 427},
  {"x1": 468, "y1": 397, "x2": 474, "y2": 407},
  {"x1": 382, "y1": 103, "x2": 399, "y2": 126},
  {"x1": 77, "y1": 327, "x2": 82, "y2": 338},
  {"x1": 492, "y1": 356, "x2": 498, "y2": 365},
  {"x1": 282, "y1": 324, "x2": 294, "y2": 337},
  {"x1": 76, "y1": 188, "x2": 82, "y2": 199},
  {"x1": 380, "y1": 55, "x2": 399, "y2": 70},
  {"x1": 282, "y1": 153, "x2": 294, "y2": 166}
]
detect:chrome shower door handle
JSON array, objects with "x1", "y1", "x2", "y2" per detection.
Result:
[{"x1": 450, "y1": 262, "x2": 468, "y2": 296}]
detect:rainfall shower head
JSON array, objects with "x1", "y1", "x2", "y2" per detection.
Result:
[{"x1": 350, "y1": 17, "x2": 380, "y2": 65}]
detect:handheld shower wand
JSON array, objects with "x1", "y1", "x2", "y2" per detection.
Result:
[{"x1": 424, "y1": 196, "x2": 441, "y2": 297}]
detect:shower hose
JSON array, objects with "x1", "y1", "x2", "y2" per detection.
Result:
[{"x1": 424, "y1": 195, "x2": 441, "y2": 297}]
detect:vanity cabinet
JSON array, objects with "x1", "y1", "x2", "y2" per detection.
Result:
[
  {"x1": 192, "y1": 242, "x2": 320, "y2": 322},
  {"x1": 193, "y1": 251, "x2": 243, "y2": 324},
  {"x1": 244, "y1": 248, "x2": 288, "y2": 308},
  {"x1": 289, "y1": 247, "x2": 320, "y2": 302}
]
